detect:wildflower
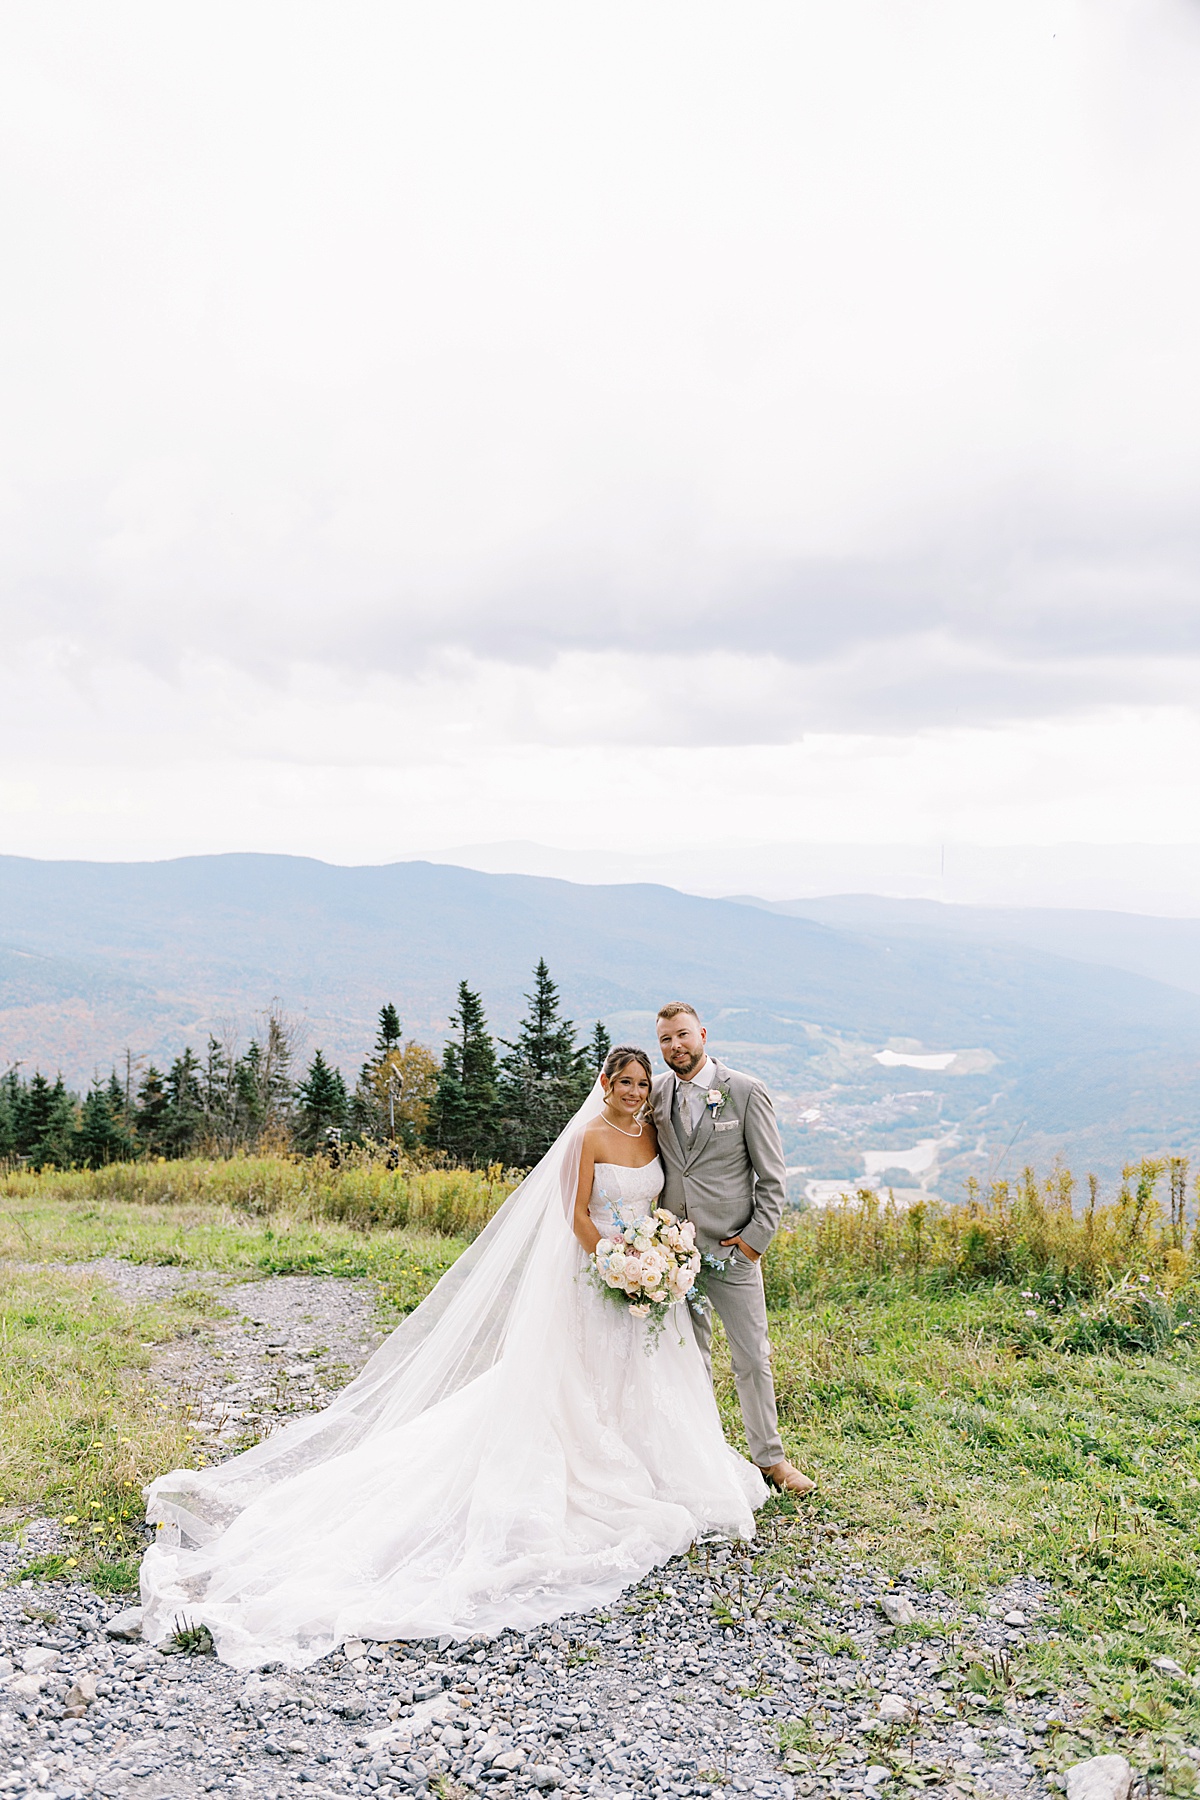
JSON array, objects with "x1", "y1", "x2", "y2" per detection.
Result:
[{"x1": 1025, "y1": 1309, "x2": 1038, "y2": 1319}]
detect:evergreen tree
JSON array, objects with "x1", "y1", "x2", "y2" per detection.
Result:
[
  {"x1": 164, "y1": 1048, "x2": 205, "y2": 1156},
  {"x1": 579, "y1": 1020, "x2": 612, "y2": 1093},
  {"x1": 430, "y1": 982, "x2": 502, "y2": 1166},
  {"x1": 20, "y1": 1072, "x2": 77, "y2": 1168},
  {"x1": 135, "y1": 1066, "x2": 170, "y2": 1156},
  {"x1": 294, "y1": 1050, "x2": 349, "y2": 1154},
  {"x1": 236, "y1": 1008, "x2": 298, "y2": 1150},
  {"x1": 375, "y1": 1004, "x2": 402, "y2": 1053},
  {"x1": 234, "y1": 1041, "x2": 267, "y2": 1146},
  {"x1": 202, "y1": 1035, "x2": 238, "y2": 1153},
  {"x1": 498, "y1": 960, "x2": 583, "y2": 1165},
  {"x1": 77, "y1": 1082, "x2": 133, "y2": 1168},
  {"x1": 0, "y1": 1068, "x2": 19, "y2": 1162}
]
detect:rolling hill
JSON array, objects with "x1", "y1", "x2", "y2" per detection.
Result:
[{"x1": 2, "y1": 852, "x2": 1199, "y2": 1195}]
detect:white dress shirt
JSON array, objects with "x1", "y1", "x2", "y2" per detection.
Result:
[{"x1": 675, "y1": 1056, "x2": 717, "y2": 1132}]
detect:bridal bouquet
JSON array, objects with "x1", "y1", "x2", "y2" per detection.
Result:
[{"x1": 592, "y1": 1207, "x2": 704, "y2": 1338}]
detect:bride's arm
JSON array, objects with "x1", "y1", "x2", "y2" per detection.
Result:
[{"x1": 572, "y1": 1135, "x2": 602, "y2": 1255}]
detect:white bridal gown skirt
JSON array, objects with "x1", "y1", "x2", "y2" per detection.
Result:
[{"x1": 140, "y1": 1158, "x2": 765, "y2": 1669}]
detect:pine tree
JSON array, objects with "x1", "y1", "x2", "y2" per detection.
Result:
[
  {"x1": 498, "y1": 960, "x2": 583, "y2": 1165},
  {"x1": 375, "y1": 1004, "x2": 402, "y2": 1054},
  {"x1": 165, "y1": 1048, "x2": 205, "y2": 1156},
  {"x1": 20, "y1": 1072, "x2": 77, "y2": 1168},
  {"x1": 202, "y1": 1035, "x2": 238, "y2": 1154},
  {"x1": 77, "y1": 1082, "x2": 133, "y2": 1168},
  {"x1": 430, "y1": 982, "x2": 502, "y2": 1166},
  {"x1": 580, "y1": 1021, "x2": 612, "y2": 1091},
  {"x1": 234, "y1": 1041, "x2": 266, "y2": 1147},
  {"x1": 134, "y1": 1066, "x2": 170, "y2": 1156},
  {"x1": 294, "y1": 1050, "x2": 349, "y2": 1154},
  {"x1": 239, "y1": 1007, "x2": 298, "y2": 1150},
  {"x1": 0, "y1": 1069, "x2": 19, "y2": 1162}
]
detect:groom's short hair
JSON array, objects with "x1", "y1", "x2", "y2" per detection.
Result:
[{"x1": 656, "y1": 1001, "x2": 700, "y2": 1023}]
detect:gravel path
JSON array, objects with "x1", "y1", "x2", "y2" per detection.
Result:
[
  {"x1": 1, "y1": 1264, "x2": 1092, "y2": 1800},
  {"x1": 72, "y1": 1260, "x2": 385, "y2": 1455}
]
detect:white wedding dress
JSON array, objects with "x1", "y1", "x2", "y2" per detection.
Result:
[{"x1": 140, "y1": 1102, "x2": 766, "y2": 1670}]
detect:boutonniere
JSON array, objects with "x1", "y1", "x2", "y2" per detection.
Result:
[{"x1": 706, "y1": 1084, "x2": 730, "y2": 1119}]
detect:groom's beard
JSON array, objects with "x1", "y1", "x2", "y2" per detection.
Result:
[{"x1": 664, "y1": 1049, "x2": 705, "y2": 1079}]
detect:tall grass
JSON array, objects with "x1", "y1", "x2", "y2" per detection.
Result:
[
  {"x1": 0, "y1": 1151, "x2": 520, "y2": 1243},
  {"x1": 766, "y1": 1157, "x2": 1199, "y2": 1310},
  {"x1": 5, "y1": 1151, "x2": 1198, "y2": 1312}
]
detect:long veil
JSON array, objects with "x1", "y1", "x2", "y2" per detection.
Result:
[
  {"x1": 143, "y1": 1080, "x2": 605, "y2": 1546},
  {"x1": 141, "y1": 1077, "x2": 761, "y2": 1667},
  {"x1": 141, "y1": 1085, "x2": 599, "y2": 1648}
]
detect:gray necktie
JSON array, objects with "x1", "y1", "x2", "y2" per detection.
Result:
[{"x1": 678, "y1": 1080, "x2": 697, "y2": 1133}]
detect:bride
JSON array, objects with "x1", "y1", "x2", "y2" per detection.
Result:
[{"x1": 140, "y1": 1046, "x2": 767, "y2": 1669}]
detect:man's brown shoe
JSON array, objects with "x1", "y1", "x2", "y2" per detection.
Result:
[{"x1": 758, "y1": 1459, "x2": 816, "y2": 1497}]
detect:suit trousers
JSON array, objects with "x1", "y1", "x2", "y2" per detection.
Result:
[{"x1": 689, "y1": 1248, "x2": 785, "y2": 1468}]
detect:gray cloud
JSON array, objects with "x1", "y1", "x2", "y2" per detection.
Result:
[
  {"x1": 3, "y1": 0, "x2": 1200, "y2": 743},
  {"x1": 7, "y1": 495, "x2": 1200, "y2": 737}
]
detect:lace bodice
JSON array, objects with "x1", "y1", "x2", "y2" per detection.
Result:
[{"x1": 589, "y1": 1158, "x2": 666, "y2": 1238}]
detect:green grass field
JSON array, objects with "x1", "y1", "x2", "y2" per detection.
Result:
[{"x1": 2, "y1": 1155, "x2": 1199, "y2": 1780}]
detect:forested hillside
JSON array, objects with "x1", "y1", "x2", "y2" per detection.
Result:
[
  {"x1": 0, "y1": 962, "x2": 608, "y2": 1171},
  {"x1": 3, "y1": 853, "x2": 1200, "y2": 1189}
]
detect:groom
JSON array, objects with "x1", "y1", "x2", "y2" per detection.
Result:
[{"x1": 652, "y1": 1002, "x2": 815, "y2": 1497}]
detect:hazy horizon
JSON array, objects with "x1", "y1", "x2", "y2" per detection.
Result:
[{"x1": 9, "y1": 839, "x2": 1200, "y2": 919}]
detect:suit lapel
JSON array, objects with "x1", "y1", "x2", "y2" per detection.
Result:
[{"x1": 654, "y1": 1075, "x2": 683, "y2": 1166}]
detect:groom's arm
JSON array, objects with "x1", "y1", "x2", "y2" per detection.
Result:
[{"x1": 738, "y1": 1081, "x2": 787, "y2": 1256}]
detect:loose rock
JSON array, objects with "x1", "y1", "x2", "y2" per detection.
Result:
[
  {"x1": 104, "y1": 1605, "x2": 144, "y2": 1640},
  {"x1": 1065, "y1": 1755, "x2": 1133, "y2": 1800},
  {"x1": 879, "y1": 1594, "x2": 916, "y2": 1627}
]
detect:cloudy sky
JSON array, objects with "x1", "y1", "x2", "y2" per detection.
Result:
[{"x1": 3, "y1": 0, "x2": 1200, "y2": 897}]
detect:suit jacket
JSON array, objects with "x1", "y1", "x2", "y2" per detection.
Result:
[{"x1": 650, "y1": 1057, "x2": 787, "y2": 1257}]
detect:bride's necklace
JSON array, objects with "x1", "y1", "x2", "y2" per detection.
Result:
[{"x1": 602, "y1": 1109, "x2": 643, "y2": 1139}]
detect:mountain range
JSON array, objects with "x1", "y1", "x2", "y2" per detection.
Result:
[{"x1": 2, "y1": 852, "x2": 1199, "y2": 1197}]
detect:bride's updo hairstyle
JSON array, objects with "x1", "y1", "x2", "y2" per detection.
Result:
[{"x1": 601, "y1": 1044, "x2": 654, "y2": 1105}]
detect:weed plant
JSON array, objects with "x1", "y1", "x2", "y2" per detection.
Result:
[{"x1": 766, "y1": 1158, "x2": 1197, "y2": 1308}]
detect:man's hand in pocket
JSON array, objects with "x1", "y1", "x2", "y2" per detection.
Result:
[{"x1": 719, "y1": 1235, "x2": 760, "y2": 1262}]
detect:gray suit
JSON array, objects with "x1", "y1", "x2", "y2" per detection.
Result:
[{"x1": 652, "y1": 1058, "x2": 786, "y2": 1467}]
